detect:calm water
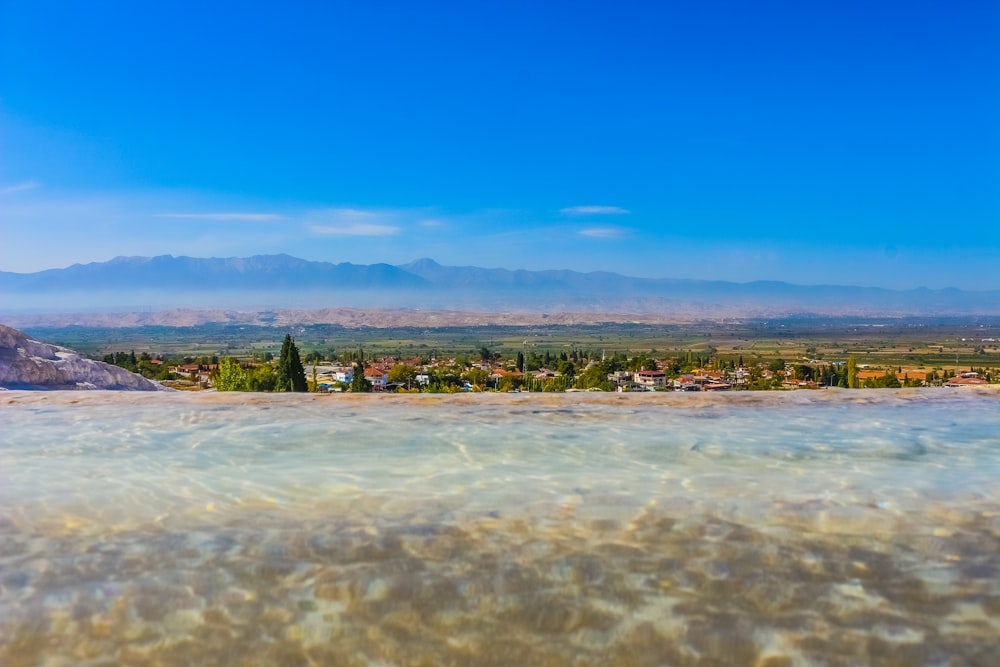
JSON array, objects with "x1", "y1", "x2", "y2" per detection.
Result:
[{"x1": 1, "y1": 390, "x2": 998, "y2": 666}]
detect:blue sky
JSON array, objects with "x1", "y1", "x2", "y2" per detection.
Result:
[{"x1": 1, "y1": 1, "x2": 998, "y2": 289}]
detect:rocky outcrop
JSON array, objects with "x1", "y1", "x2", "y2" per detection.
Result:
[{"x1": 0, "y1": 325, "x2": 167, "y2": 390}]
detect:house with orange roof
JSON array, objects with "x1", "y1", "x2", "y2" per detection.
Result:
[
  {"x1": 364, "y1": 367, "x2": 389, "y2": 391},
  {"x1": 946, "y1": 372, "x2": 988, "y2": 387}
]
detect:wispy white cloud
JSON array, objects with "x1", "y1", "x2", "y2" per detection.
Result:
[
  {"x1": 308, "y1": 223, "x2": 401, "y2": 237},
  {"x1": 326, "y1": 207, "x2": 378, "y2": 219},
  {"x1": 418, "y1": 218, "x2": 447, "y2": 229},
  {"x1": 578, "y1": 226, "x2": 629, "y2": 239},
  {"x1": 156, "y1": 212, "x2": 285, "y2": 222},
  {"x1": 0, "y1": 181, "x2": 41, "y2": 196},
  {"x1": 304, "y1": 207, "x2": 403, "y2": 236},
  {"x1": 560, "y1": 205, "x2": 630, "y2": 216}
]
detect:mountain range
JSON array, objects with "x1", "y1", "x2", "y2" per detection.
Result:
[{"x1": 1, "y1": 254, "x2": 998, "y2": 317}]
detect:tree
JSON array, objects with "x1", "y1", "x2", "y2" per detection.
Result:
[
  {"x1": 248, "y1": 364, "x2": 277, "y2": 391},
  {"x1": 847, "y1": 356, "x2": 859, "y2": 389},
  {"x1": 350, "y1": 363, "x2": 372, "y2": 392},
  {"x1": 543, "y1": 375, "x2": 573, "y2": 392},
  {"x1": 464, "y1": 367, "x2": 489, "y2": 388},
  {"x1": 876, "y1": 369, "x2": 902, "y2": 388},
  {"x1": 155, "y1": 362, "x2": 173, "y2": 381},
  {"x1": 574, "y1": 359, "x2": 615, "y2": 391},
  {"x1": 388, "y1": 364, "x2": 417, "y2": 388},
  {"x1": 276, "y1": 334, "x2": 308, "y2": 392},
  {"x1": 628, "y1": 355, "x2": 657, "y2": 372},
  {"x1": 214, "y1": 358, "x2": 249, "y2": 391},
  {"x1": 516, "y1": 351, "x2": 525, "y2": 373}
]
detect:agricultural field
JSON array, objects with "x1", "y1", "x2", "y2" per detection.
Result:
[{"x1": 22, "y1": 316, "x2": 1000, "y2": 375}]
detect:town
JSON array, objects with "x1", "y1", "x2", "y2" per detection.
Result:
[{"x1": 107, "y1": 341, "x2": 994, "y2": 393}]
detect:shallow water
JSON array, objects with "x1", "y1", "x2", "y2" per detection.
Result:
[{"x1": 2, "y1": 389, "x2": 999, "y2": 666}]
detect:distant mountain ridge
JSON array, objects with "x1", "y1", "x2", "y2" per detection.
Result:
[
  {"x1": 1, "y1": 254, "x2": 997, "y2": 316},
  {"x1": 396, "y1": 258, "x2": 995, "y2": 314},
  {"x1": 1, "y1": 254, "x2": 427, "y2": 291}
]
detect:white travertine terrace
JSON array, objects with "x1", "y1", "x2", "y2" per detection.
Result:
[{"x1": 0, "y1": 324, "x2": 166, "y2": 390}]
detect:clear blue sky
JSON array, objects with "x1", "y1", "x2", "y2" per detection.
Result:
[{"x1": 2, "y1": 1, "x2": 998, "y2": 289}]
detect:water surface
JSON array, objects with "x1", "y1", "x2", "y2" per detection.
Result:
[{"x1": 2, "y1": 390, "x2": 998, "y2": 666}]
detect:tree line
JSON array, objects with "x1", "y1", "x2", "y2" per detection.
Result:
[{"x1": 214, "y1": 335, "x2": 308, "y2": 392}]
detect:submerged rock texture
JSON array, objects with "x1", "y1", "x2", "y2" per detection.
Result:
[{"x1": 0, "y1": 324, "x2": 165, "y2": 390}]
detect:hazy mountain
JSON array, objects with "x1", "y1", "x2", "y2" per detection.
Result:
[
  {"x1": 1, "y1": 254, "x2": 428, "y2": 291},
  {"x1": 1, "y1": 254, "x2": 997, "y2": 317},
  {"x1": 396, "y1": 258, "x2": 998, "y2": 315}
]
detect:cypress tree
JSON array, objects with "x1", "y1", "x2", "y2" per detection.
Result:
[
  {"x1": 847, "y1": 356, "x2": 859, "y2": 389},
  {"x1": 288, "y1": 342, "x2": 307, "y2": 392},
  {"x1": 350, "y1": 362, "x2": 372, "y2": 392},
  {"x1": 277, "y1": 335, "x2": 291, "y2": 390},
  {"x1": 277, "y1": 334, "x2": 308, "y2": 392}
]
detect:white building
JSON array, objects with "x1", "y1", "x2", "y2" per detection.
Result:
[{"x1": 634, "y1": 370, "x2": 666, "y2": 389}]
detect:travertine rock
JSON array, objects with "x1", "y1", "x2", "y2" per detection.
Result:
[{"x1": 0, "y1": 324, "x2": 166, "y2": 390}]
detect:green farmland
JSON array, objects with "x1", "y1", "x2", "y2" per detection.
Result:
[{"x1": 24, "y1": 316, "x2": 1000, "y2": 375}]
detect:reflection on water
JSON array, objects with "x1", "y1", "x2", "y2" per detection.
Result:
[{"x1": 2, "y1": 390, "x2": 999, "y2": 666}]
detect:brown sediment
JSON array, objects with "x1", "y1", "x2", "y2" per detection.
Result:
[{"x1": 2, "y1": 502, "x2": 998, "y2": 666}]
